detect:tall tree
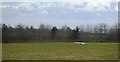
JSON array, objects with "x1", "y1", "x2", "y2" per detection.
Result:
[
  {"x1": 51, "y1": 26, "x2": 58, "y2": 41},
  {"x1": 71, "y1": 26, "x2": 79, "y2": 41},
  {"x1": 2, "y1": 24, "x2": 8, "y2": 43}
]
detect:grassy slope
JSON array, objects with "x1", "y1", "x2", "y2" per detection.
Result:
[{"x1": 2, "y1": 42, "x2": 118, "y2": 60}]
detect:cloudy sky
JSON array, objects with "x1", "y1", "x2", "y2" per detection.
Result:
[{"x1": 1, "y1": 0, "x2": 119, "y2": 28}]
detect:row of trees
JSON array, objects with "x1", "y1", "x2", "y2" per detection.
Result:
[{"x1": 2, "y1": 23, "x2": 119, "y2": 43}]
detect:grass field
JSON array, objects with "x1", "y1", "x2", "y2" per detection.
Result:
[
  {"x1": 2, "y1": 42, "x2": 118, "y2": 60},
  {"x1": 0, "y1": 43, "x2": 2, "y2": 61}
]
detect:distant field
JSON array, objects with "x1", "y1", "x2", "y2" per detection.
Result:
[{"x1": 2, "y1": 42, "x2": 118, "y2": 60}]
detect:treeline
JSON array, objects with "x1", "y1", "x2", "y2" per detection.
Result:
[{"x1": 2, "y1": 23, "x2": 118, "y2": 43}]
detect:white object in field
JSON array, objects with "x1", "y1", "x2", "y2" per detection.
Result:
[{"x1": 74, "y1": 42, "x2": 87, "y2": 45}]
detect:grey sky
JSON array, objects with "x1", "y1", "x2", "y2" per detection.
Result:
[{"x1": 1, "y1": 2, "x2": 118, "y2": 28}]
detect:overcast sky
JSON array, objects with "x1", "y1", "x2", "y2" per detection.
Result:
[{"x1": 1, "y1": 0, "x2": 119, "y2": 28}]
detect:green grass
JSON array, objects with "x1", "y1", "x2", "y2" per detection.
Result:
[
  {"x1": 0, "y1": 43, "x2": 2, "y2": 61},
  {"x1": 2, "y1": 42, "x2": 118, "y2": 60}
]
